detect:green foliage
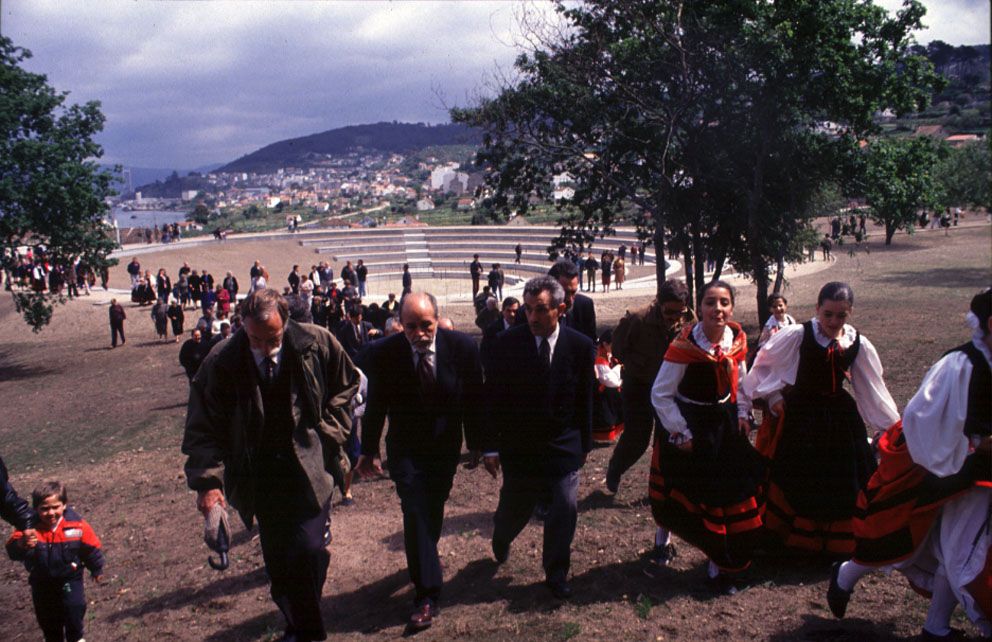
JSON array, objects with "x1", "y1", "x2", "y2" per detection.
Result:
[
  {"x1": 0, "y1": 36, "x2": 118, "y2": 331},
  {"x1": 452, "y1": 0, "x2": 942, "y2": 321},
  {"x1": 935, "y1": 140, "x2": 991, "y2": 209},
  {"x1": 190, "y1": 203, "x2": 212, "y2": 225},
  {"x1": 12, "y1": 291, "x2": 59, "y2": 333},
  {"x1": 634, "y1": 594, "x2": 653, "y2": 620},
  {"x1": 859, "y1": 136, "x2": 947, "y2": 245},
  {"x1": 559, "y1": 622, "x2": 581, "y2": 640}
]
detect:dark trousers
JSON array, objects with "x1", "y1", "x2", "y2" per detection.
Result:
[
  {"x1": 607, "y1": 379, "x2": 660, "y2": 482},
  {"x1": 389, "y1": 455, "x2": 458, "y2": 605},
  {"x1": 110, "y1": 321, "x2": 125, "y2": 347},
  {"x1": 586, "y1": 271, "x2": 596, "y2": 291},
  {"x1": 255, "y1": 461, "x2": 331, "y2": 641},
  {"x1": 493, "y1": 469, "x2": 579, "y2": 584},
  {"x1": 32, "y1": 578, "x2": 86, "y2": 642},
  {"x1": 471, "y1": 276, "x2": 480, "y2": 298}
]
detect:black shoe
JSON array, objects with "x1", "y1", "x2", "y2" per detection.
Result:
[
  {"x1": 706, "y1": 573, "x2": 739, "y2": 596},
  {"x1": 605, "y1": 469, "x2": 620, "y2": 495},
  {"x1": 651, "y1": 542, "x2": 677, "y2": 566},
  {"x1": 826, "y1": 561, "x2": 852, "y2": 619},
  {"x1": 492, "y1": 539, "x2": 509, "y2": 565},
  {"x1": 408, "y1": 601, "x2": 438, "y2": 632},
  {"x1": 546, "y1": 579, "x2": 573, "y2": 600}
]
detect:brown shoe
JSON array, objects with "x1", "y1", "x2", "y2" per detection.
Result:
[{"x1": 408, "y1": 601, "x2": 437, "y2": 631}]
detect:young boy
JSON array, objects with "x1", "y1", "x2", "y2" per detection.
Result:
[{"x1": 6, "y1": 480, "x2": 104, "y2": 642}]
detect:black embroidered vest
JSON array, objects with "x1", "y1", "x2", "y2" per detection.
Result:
[{"x1": 793, "y1": 320, "x2": 861, "y2": 396}]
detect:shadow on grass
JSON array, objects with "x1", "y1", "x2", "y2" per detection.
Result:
[
  {"x1": 108, "y1": 566, "x2": 269, "y2": 623},
  {"x1": 380, "y1": 510, "x2": 494, "y2": 552},
  {"x1": 0, "y1": 353, "x2": 57, "y2": 382},
  {"x1": 873, "y1": 267, "x2": 990, "y2": 290},
  {"x1": 766, "y1": 613, "x2": 904, "y2": 641}
]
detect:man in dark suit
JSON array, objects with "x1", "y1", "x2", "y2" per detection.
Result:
[
  {"x1": 335, "y1": 306, "x2": 375, "y2": 359},
  {"x1": 484, "y1": 276, "x2": 595, "y2": 599},
  {"x1": 357, "y1": 292, "x2": 484, "y2": 631},
  {"x1": 480, "y1": 296, "x2": 519, "y2": 375},
  {"x1": 516, "y1": 258, "x2": 596, "y2": 342}
]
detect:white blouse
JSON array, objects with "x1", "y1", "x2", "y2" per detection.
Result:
[
  {"x1": 595, "y1": 359, "x2": 623, "y2": 388},
  {"x1": 651, "y1": 324, "x2": 746, "y2": 441},
  {"x1": 758, "y1": 313, "x2": 797, "y2": 347},
  {"x1": 902, "y1": 338, "x2": 991, "y2": 478},
  {"x1": 739, "y1": 318, "x2": 899, "y2": 431}
]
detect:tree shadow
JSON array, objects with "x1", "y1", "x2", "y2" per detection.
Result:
[
  {"x1": 766, "y1": 613, "x2": 905, "y2": 641},
  {"x1": 149, "y1": 401, "x2": 188, "y2": 411},
  {"x1": 873, "y1": 267, "x2": 989, "y2": 290},
  {"x1": 0, "y1": 353, "x2": 57, "y2": 382}
]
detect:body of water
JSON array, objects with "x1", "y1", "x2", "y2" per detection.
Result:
[{"x1": 110, "y1": 208, "x2": 188, "y2": 229}]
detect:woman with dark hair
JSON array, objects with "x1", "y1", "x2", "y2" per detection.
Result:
[
  {"x1": 827, "y1": 289, "x2": 991, "y2": 638},
  {"x1": 741, "y1": 281, "x2": 900, "y2": 557},
  {"x1": 592, "y1": 330, "x2": 624, "y2": 444},
  {"x1": 650, "y1": 280, "x2": 764, "y2": 594}
]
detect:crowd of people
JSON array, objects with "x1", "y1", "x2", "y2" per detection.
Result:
[
  {"x1": 1, "y1": 246, "x2": 109, "y2": 296},
  {"x1": 176, "y1": 255, "x2": 989, "y2": 639},
  {"x1": 3, "y1": 242, "x2": 988, "y2": 641}
]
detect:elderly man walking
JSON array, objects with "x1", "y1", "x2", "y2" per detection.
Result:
[{"x1": 182, "y1": 289, "x2": 359, "y2": 641}]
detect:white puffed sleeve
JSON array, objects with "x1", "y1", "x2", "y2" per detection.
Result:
[
  {"x1": 902, "y1": 350, "x2": 973, "y2": 478},
  {"x1": 651, "y1": 361, "x2": 690, "y2": 439},
  {"x1": 849, "y1": 335, "x2": 900, "y2": 432},
  {"x1": 595, "y1": 362, "x2": 623, "y2": 388},
  {"x1": 739, "y1": 323, "x2": 805, "y2": 416}
]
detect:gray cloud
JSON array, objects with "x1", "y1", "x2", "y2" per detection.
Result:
[{"x1": 3, "y1": 1, "x2": 987, "y2": 169}]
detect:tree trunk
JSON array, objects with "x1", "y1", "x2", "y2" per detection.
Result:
[
  {"x1": 885, "y1": 222, "x2": 895, "y2": 245},
  {"x1": 712, "y1": 250, "x2": 726, "y2": 282},
  {"x1": 682, "y1": 242, "x2": 695, "y2": 310},
  {"x1": 652, "y1": 213, "x2": 667, "y2": 298},
  {"x1": 691, "y1": 221, "x2": 706, "y2": 305},
  {"x1": 773, "y1": 250, "x2": 786, "y2": 294}
]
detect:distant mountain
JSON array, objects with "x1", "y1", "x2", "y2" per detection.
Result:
[{"x1": 218, "y1": 122, "x2": 482, "y2": 173}]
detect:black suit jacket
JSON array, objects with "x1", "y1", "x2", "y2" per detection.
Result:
[
  {"x1": 514, "y1": 293, "x2": 597, "y2": 343},
  {"x1": 335, "y1": 320, "x2": 374, "y2": 360},
  {"x1": 363, "y1": 329, "x2": 484, "y2": 461},
  {"x1": 480, "y1": 317, "x2": 512, "y2": 375},
  {"x1": 484, "y1": 324, "x2": 595, "y2": 476}
]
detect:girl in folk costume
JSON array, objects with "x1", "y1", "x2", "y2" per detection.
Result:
[
  {"x1": 740, "y1": 282, "x2": 900, "y2": 556},
  {"x1": 649, "y1": 281, "x2": 765, "y2": 594},
  {"x1": 828, "y1": 289, "x2": 992, "y2": 639},
  {"x1": 757, "y1": 293, "x2": 797, "y2": 348},
  {"x1": 593, "y1": 330, "x2": 624, "y2": 444}
]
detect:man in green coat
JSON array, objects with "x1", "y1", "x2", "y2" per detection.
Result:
[{"x1": 183, "y1": 288, "x2": 359, "y2": 641}]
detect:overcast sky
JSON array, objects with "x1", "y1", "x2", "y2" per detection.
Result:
[{"x1": 3, "y1": 1, "x2": 989, "y2": 169}]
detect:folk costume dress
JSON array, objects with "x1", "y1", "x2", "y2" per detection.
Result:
[
  {"x1": 593, "y1": 353, "x2": 624, "y2": 444},
  {"x1": 650, "y1": 322, "x2": 765, "y2": 573},
  {"x1": 851, "y1": 328, "x2": 991, "y2": 634},
  {"x1": 758, "y1": 313, "x2": 797, "y2": 348},
  {"x1": 740, "y1": 319, "x2": 899, "y2": 556}
]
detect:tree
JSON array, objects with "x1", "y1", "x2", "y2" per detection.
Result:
[
  {"x1": 935, "y1": 140, "x2": 991, "y2": 210},
  {"x1": 859, "y1": 136, "x2": 946, "y2": 244},
  {"x1": 190, "y1": 203, "x2": 212, "y2": 225},
  {"x1": 0, "y1": 37, "x2": 118, "y2": 331},
  {"x1": 453, "y1": 0, "x2": 941, "y2": 322}
]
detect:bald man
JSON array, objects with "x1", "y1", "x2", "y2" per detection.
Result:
[{"x1": 358, "y1": 292, "x2": 484, "y2": 631}]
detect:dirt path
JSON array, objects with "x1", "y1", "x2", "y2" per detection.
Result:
[{"x1": 0, "y1": 224, "x2": 988, "y2": 640}]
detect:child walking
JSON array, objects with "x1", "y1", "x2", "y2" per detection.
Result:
[{"x1": 6, "y1": 480, "x2": 104, "y2": 642}]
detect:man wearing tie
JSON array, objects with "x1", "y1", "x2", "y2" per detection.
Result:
[
  {"x1": 516, "y1": 259, "x2": 596, "y2": 342},
  {"x1": 484, "y1": 276, "x2": 595, "y2": 599},
  {"x1": 335, "y1": 306, "x2": 375, "y2": 360},
  {"x1": 183, "y1": 288, "x2": 359, "y2": 641},
  {"x1": 357, "y1": 292, "x2": 484, "y2": 631}
]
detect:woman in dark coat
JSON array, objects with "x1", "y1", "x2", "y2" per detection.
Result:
[{"x1": 167, "y1": 299, "x2": 185, "y2": 342}]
